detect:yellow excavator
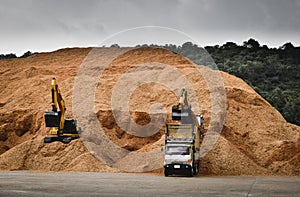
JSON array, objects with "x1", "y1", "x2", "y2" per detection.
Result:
[
  {"x1": 171, "y1": 88, "x2": 195, "y2": 124},
  {"x1": 44, "y1": 78, "x2": 80, "y2": 144}
]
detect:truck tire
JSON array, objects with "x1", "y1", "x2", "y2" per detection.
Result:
[
  {"x1": 164, "y1": 169, "x2": 169, "y2": 177},
  {"x1": 188, "y1": 168, "x2": 193, "y2": 177},
  {"x1": 193, "y1": 165, "x2": 198, "y2": 175},
  {"x1": 193, "y1": 161, "x2": 200, "y2": 175}
]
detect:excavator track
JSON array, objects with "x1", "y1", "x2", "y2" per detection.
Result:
[{"x1": 44, "y1": 135, "x2": 78, "y2": 144}]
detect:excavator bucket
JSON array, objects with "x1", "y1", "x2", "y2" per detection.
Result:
[{"x1": 63, "y1": 119, "x2": 78, "y2": 134}]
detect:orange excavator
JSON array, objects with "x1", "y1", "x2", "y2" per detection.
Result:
[{"x1": 44, "y1": 78, "x2": 80, "y2": 144}]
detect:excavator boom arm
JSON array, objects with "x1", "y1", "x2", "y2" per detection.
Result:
[
  {"x1": 178, "y1": 88, "x2": 188, "y2": 109},
  {"x1": 50, "y1": 78, "x2": 66, "y2": 130}
]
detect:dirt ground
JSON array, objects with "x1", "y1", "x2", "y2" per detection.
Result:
[{"x1": 0, "y1": 47, "x2": 299, "y2": 175}]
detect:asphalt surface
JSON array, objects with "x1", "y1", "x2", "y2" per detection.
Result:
[{"x1": 0, "y1": 171, "x2": 299, "y2": 196}]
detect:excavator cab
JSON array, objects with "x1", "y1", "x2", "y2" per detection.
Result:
[
  {"x1": 44, "y1": 111, "x2": 61, "y2": 127},
  {"x1": 171, "y1": 105, "x2": 190, "y2": 120}
]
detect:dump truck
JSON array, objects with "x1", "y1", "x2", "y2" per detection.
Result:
[
  {"x1": 164, "y1": 88, "x2": 204, "y2": 177},
  {"x1": 44, "y1": 78, "x2": 80, "y2": 144}
]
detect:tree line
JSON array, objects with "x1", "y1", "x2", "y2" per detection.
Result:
[{"x1": 0, "y1": 51, "x2": 33, "y2": 60}]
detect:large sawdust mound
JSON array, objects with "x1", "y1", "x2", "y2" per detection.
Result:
[{"x1": 0, "y1": 47, "x2": 299, "y2": 175}]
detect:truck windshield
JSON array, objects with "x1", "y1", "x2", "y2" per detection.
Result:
[{"x1": 165, "y1": 146, "x2": 190, "y2": 155}]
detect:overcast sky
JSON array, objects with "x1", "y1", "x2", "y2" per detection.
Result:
[{"x1": 1, "y1": 0, "x2": 300, "y2": 55}]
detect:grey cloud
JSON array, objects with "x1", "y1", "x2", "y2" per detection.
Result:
[{"x1": 0, "y1": 0, "x2": 299, "y2": 55}]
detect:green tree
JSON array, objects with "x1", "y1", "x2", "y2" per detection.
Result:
[{"x1": 243, "y1": 38, "x2": 260, "y2": 49}]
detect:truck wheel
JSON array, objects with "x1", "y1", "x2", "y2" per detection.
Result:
[
  {"x1": 164, "y1": 170, "x2": 169, "y2": 177},
  {"x1": 193, "y1": 165, "x2": 198, "y2": 175},
  {"x1": 188, "y1": 168, "x2": 193, "y2": 177}
]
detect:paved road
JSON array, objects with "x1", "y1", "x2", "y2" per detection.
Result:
[{"x1": 0, "y1": 171, "x2": 299, "y2": 196}]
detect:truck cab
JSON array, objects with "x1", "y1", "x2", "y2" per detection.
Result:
[
  {"x1": 164, "y1": 143, "x2": 194, "y2": 176},
  {"x1": 164, "y1": 123, "x2": 201, "y2": 177}
]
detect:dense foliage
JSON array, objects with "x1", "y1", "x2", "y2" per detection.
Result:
[
  {"x1": 0, "y1": 51, "x2": 33, "y2": 60},
  {"x1": 162, "y1": 39, "x2": 300, "y2": 125},
  {"x1": 0, "y1": 53, "x2": 17, "y2": 60}
]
